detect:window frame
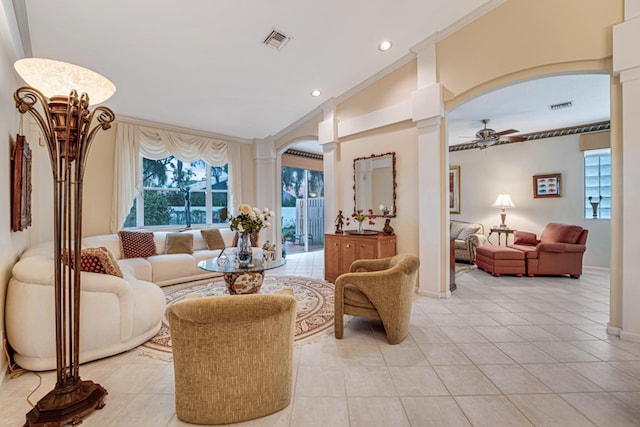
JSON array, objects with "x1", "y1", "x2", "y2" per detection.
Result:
[
  {"x1": 128, "y1": 155, "x2": 229, "y2": 229},
  {"x1": 584, "y1": 148, "x2": 611, "y2": 220}
]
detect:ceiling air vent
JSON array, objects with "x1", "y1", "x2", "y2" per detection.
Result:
[
  {"x1": 263, "y1": 29, "x2": 291, "y2": 50},
  {"x1": 548, "y1": 101, "x2": 573, "y2": 111}
]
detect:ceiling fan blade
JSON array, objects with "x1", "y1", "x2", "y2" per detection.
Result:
[
  {"x1": 495, "y1": 128, "x2": 519, "y2": 137},
  {"x1": 500, "y1": 135, "x2": 527, "y2": 142}
]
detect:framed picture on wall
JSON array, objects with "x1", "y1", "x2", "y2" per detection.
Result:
[
  {"x1": 11, "y1": 134, "x2": 32, "y2": 232},
  {"x1": 449, "y1": 165, "x2": 460, "y2": 213},
  {"x1": 533, "y1": 173, "x2": 562, "y2": 198}
]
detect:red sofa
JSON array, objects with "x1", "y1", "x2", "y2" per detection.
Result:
[{"x1": 508, "y1": 223, "x2": 588, "y2": 278}]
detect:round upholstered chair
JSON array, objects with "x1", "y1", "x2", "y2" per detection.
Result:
[{"x1": 168, "y1": 291, "x2": 296, "y2": 425}]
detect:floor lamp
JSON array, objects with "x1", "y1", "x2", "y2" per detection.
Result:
[{"x1": 14, "y1": 58, "x2": 116, "y2": 426}]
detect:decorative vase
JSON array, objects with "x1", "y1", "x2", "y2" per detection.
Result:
[
  {"x1": 237, "y1": 232, "x2": 253, "y2": 267},
  {"x1": 357, "y1": 221, "x2": 363, "y2": 234}
]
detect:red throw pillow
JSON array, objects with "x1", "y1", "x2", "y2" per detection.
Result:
[
  {"x1": 513, "y1": 231, "x2": 539, "y2": 246},
  {"x1": 63, "y1": 247, "x2": 123, "y2": 278},
  {"x1": 118, "y1": 230, "x2": 157, "y2": 258}
]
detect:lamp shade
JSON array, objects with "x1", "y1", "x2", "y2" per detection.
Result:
[
  {"x1": 492, "y1": 194, "x2": 515, "y2": 209},
  {"x1": 14, "y1": 58, "x2": 116, "y2": 105}
]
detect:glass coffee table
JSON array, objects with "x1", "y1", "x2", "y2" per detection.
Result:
[{"x1": 198, "y1": 256, "x2": 286, "y2": 295}]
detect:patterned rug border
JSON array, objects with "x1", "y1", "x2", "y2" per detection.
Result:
[{"x1": 141, "y1": 275, "x2": 335, "y2": 355}]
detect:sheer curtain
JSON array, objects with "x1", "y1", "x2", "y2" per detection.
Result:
[{"x1": 110, "y1": 122, "x2": 242, "y2": 232}]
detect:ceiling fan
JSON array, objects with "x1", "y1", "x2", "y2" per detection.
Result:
[{"x1": 464, "y1": 119, "x2": 525, "y2": 149}]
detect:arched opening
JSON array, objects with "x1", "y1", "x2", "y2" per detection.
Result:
[
  {"x1": 277, "y1": 138, "x2": 324, "y2": 255},
  {"x1": 446, "y1": 71, "x2": 612, "y2": 278}
]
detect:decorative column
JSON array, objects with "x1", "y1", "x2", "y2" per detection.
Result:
[
  {"x1": 318, "y1": 102, "x2": 339, "y2": 236},
  {"x1": 613, "y1": 0, "x2": 640, "y2": 342},
  {"x1": 412, "y1": 37, "x2": 448, "y2": 297},
  {"x1": 254, "y1": 138, "x2": 277, "y2": 244}
]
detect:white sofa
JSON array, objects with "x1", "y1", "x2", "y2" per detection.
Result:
[
  {"x1": 82, "y1": 228, "x2": 240, "y2": 287},
  {"x1": 5, "y1": 228, "x2": 240, "y2": 371}
]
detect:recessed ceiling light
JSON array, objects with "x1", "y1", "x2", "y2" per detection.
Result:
[
  {"x1": 378, "y1": 40, "x2": 392, "y2": 51},
  {"x1": 310, "y1": 89, "x2": 321, "y2": 97}
]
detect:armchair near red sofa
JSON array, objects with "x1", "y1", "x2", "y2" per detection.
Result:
[{"x1": 508, "y1": 223, "x2": 588, "y2": 278}]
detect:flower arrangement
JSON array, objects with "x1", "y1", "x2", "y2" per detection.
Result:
[
  {"x1": 345, "y1": 208, "x2": 375, "y2": 231},
  {"x1": 229, "y1": 204, "x2": 274, "y2": 234}
]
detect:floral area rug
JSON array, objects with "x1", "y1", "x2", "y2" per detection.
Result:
[{"x1": 141, "y1": 275, "x2": 335, "y2": 354}]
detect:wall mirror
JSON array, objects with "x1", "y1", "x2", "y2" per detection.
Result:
[{"x1": 353, "y1": 152, "x2": 396, "y2": 217}]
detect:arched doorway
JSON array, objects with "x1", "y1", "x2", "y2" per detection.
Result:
[
  {"x1": 446, "y1": 72, "x2": 611, "y2": 267},
  {"x1": 279, "y1": 139, "x2": 324, "y2": 254}
]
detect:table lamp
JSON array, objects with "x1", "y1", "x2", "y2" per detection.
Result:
[{"x1": 492, "y1": 194, "x2": 515, "y2": 228}]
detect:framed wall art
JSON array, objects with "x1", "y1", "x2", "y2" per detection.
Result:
[
  {"x1": 449, "y1": 165, "x2": 460, "y2": 214},
  {"x1": 533, "y1": 173, "x2": 561, "y2": 198},
  {"x1": 11, "y1": 134, "x2": 32, "y2": 232}
]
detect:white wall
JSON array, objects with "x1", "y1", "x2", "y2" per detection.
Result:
[
  {"x1": 450, "y1": 134, "x2": 610, "y2": 267},
  {"x1": 0, "y1": 0, "x2": 31, "y2": 384},
  {"x1": 339, "y1": 122, "x2": 420, "y2": 257}
]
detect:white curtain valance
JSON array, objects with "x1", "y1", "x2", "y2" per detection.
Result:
[
  {"x1": 137, "y1": 126, "x2": 229, "y2": 165},
  {"x1": 110, "y1": 122, "x2": 242, "y2": 232}
]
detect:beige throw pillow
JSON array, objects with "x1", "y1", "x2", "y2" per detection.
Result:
[
  {"x1": 200, "y1": 229, "x2": 226, "y2": 250},
  {"x1": 165, "y1": 232, "x2": 194, "y2": 254}
]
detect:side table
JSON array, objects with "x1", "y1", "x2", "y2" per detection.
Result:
[{"x1": 488, "y1": 228, "x2": 516, "y2": 246}]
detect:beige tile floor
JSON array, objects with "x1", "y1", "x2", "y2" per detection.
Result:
[{"x1": 2, "y1": 252, "x2": 640, "y2": 426}]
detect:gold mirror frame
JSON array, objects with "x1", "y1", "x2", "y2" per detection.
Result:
[{"x1": 353, "y1": 152, "x2": 397, "y2": 218}]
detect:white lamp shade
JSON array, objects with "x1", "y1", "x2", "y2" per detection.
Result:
[
  {"x1": 14, "y1": 58, "x2": 116, "y2": 105},
  {"x1": 492, "y1": 194, "x2": 515, "y2": 209}
]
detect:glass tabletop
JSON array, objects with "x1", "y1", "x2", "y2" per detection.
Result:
[{"x1": 198, "y1": 256, "x2": 286, "y2": 274}]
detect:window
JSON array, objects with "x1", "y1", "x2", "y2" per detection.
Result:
[
  {"x1": 584, "y1": 148, "x2": 610, "y2": 219},
  {"x1": 124, "y1": 156, "x2": 228, "y2": 228}
]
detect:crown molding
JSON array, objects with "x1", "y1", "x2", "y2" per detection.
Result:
[{"x1": 116, "y1": 115, "x2": 253, "y2": 145}]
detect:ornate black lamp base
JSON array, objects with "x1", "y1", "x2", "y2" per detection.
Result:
[{"x1": 25, "y1": 380, "x2": 107, "y2": 427}]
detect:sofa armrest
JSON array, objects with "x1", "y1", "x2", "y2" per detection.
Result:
[
  {"x1": 536, "y1": 242, "x2": 586, "y2": 253},
  {"x1": 468, "y1": 234, "x2": 488, "y2": 247},
  {"x1": 466, "y1": 234, "x2": 488, "y2": 262},
  {"x1": 349, "y1": 257, "x2": 392, "y2": 273}
]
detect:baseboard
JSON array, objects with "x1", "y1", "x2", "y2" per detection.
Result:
[
  {"x1": 417, "y1": 289, "x2": 451, "y2": 299},
  {"x1": 606, "y1": 324, "x2": 622, "y2": 336},
  {"x1": 620, "y1": 330, "x2": 640, "y2": 343}
]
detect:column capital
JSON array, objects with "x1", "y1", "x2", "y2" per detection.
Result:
[
  {"x1": 253, "y1": 138, "x2": 276, "y2": 159},
  {"x1": 614, "y1": 16, "x2": 640, "y2": 78},
  {"x1": 318, "y1": 117, "x2": 338, "y2": 144},
  {"x1": 412, "y1": 84, "x2": 443, "y2": 123},
  {"x1": 321, "y1": 141, "x2": 339, "y2": 154},
  {"x1": 415, "y1": 116, "x2": 442, "y2": 131}
]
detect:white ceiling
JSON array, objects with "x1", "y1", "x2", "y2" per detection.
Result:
[
  {"x1": 14, "y1": 1, "x2": 610, "y2": 150},
  {"x1": 447, "y1": 73, "x2": 611, "y2": 146},
  {"x1": 17, "y1": 0, "x2": 494, "y2": 142}
]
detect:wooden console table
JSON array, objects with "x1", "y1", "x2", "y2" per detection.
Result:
[{"x1": 324, "y1": 232, "x2": 396, "y2": 283}]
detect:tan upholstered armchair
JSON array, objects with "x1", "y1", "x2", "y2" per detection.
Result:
[
  {"x1": 508, "y1": 223, "x2": 588, "y2": 278},
  {"x1": 450, "y1": 220, "x2": 487, "y2": 263},
  {"x1": 168, "y1": 291, "x2": 296, "y2": 425},
  {"x1": 334, "y1": 254, "x2": 420, "y2": 345}
]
